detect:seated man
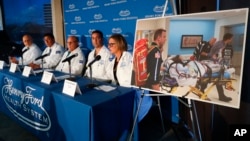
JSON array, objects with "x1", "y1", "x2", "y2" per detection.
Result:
[
  {"x1": 84, "y1": 30, "x2": 111, "y2": 79},
  {"x1": 55, "y1": 36, "x2": 85, "y2": 76},
  {"x1": 29, "y1": 33, "x2": 65, "y2": 70},
  {"x1": 9, "y1": 34, "x2": 42, "y2": 66}
]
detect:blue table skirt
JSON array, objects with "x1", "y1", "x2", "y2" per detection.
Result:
[{"x1": 0, "y1": 68, "x2": 136, "y2": 141}]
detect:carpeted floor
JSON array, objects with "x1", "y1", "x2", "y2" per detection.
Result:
[
  {"x1": 0, "y1": 112, "x2": 40, "y2": 141},
  {"x1": 0, "y1": 105, "x2": 190, "y2": 141}
]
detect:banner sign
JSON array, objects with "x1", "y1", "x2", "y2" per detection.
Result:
[{"x1": 0, "y1": 74, "x2": 60, "y2": 141}]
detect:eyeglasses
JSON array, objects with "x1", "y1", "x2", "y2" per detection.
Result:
[{"x1": 108, "y1": 43, "x2": 116, "y2": 47}]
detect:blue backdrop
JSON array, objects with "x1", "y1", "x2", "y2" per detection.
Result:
[{"x1": 63, "y1": 0, "x2": 174, "y2": 54}]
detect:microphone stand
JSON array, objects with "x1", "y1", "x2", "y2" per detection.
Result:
[
  {"x1": 86, "y1": 65, "x2": 98, "y2": 88},
  {"x1": 41, "y1": 58, "x2": 44, "y2": 71},
  {"x1": 21, "y1": 55, "x2": 24, "y2": 68},
  {"x1": 66, "y1": 60, "x2": 75, "y2": 81},
  {"x1": 20, "y1": 52, "x2": 26, "y2": 71}
]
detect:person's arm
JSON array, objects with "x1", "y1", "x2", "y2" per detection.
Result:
[
  {"x1": 43, "y1": 46, "x2": 64, "y2": 69},
  {"x1": 9, "y1": 57, "x2": 19, "y2": 64},
  {"x1": 71, "y1": 52, "x2": 85, "y2": 76},
  {"x1": 193, "y1": 42, "x2": 202, "y2": 60}
]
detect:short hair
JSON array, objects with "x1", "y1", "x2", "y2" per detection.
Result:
[
  {"x1": 153, "y1": 28, "x2": 166, "y2": 40},
  {"x1": 223, "y1": 33, "x2": 233, "y2": 41},
  {"x1": 109, "y1": 34, "x2": 127, "y2": 51},
  {"x1": 69, "y1": 35, "x2": 79, "y2": 42},
  {"x1": 91, "y1": 30, "x2": 104, "y2": 40},
  {"x1": 43, "y1": 33, "x2": 55, "y2": 39},
  {"x1": 22, "y1": 34, "x2": 33, "y2": 41}
]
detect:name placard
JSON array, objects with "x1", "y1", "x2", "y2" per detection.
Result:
[
  {"x1": 62, "y1": 79, "x2": 82, "y2": 97},
  {"x1": 41, "y1": 71, "x2": 57, "y2": 84},
  {"x1": 9, "y1": 63, "x2": 21, "y2": 73},
  {"x1": 22, "y1": 66, "x2": 35, "y2": 77},
  {"x1": 0, "y1": 60, "x2": 5, "y2": 69}
]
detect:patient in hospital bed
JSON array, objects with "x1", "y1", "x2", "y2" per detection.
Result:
[{"x1": 162, "y1": 55, "x2": 235, "y2": 87}]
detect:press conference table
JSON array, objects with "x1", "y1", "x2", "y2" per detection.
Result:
[{"x1": 0, "y1": 68, "x2": 136, "y2": 141}]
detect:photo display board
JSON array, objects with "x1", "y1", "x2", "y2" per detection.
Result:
[{"x1": 131, "y1": 8, "x2": 249, "y2": 108}]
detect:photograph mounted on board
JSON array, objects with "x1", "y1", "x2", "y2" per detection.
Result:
[
  {"x1": 181, "y1": 35, "x2": 203, "y2": 48},
  {"x1": 131, "y1": 8, "x2": 249, "y2": 109}
]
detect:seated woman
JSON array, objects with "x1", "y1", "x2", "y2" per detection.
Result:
[{"x1": 105, "y1": 34, "x2": 152, "y2": 122}]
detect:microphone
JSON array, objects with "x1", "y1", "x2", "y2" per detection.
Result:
[
  {"x1": 35, "y1": 54, "x2": 49, "y2": 61},
  {"x1": 35, "y1": 49, "x2": 51, "y2": 61},
  {"x1": 88, "y1": 55, "x2": 101, "y2": 67},
  {"x1": 62, "y1": 53, "x2": 78, "y2": 63}
]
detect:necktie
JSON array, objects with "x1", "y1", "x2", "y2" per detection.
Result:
[{"x1": 67, "y1": 51, "x2": 70, "y2": 57}]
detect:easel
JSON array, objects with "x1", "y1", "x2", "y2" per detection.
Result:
[{"x1": 128, "y1": 0, "x2": 202, "y2": 141}]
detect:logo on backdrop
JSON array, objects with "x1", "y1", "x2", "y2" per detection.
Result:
[
  {"x1": 113, "y1": 9, "x2": 138, "y2": 21},
  {"x1": 87, "y1": 0, "x2": 94, "y2": 6},
  {"x1": 89, "y1": 14, "x2": 108, "y2": 23},
  {"x1": 65, "y1": 4, "x2": 79, "y2": 12},
  {"x1": 119, "y1": 9, "x2": 130, "y2": 16},
  {"x1": 94, "y1": 14, "x2": 103, "y2": 20},
  {"x1": 1, "y1": 77, "x2": 51, "y2": 131},
  {"x1": 69, "y1": 4, "x2": 75, "y2": 9},
  {"x1": 71, "y1": 16, "x2": 86, "y2": 24},
  {"x1": 154, "y1": 5, "x2": 166, "y2": 13},
  {"x1": 70, "y1": 29, "x2": 77, "y2": 35},
  {"x1": 83, "y1": 0, "x2": 100, "y2": 10},
  {"x1": 88, "y1": 29, "x2": 95, "y2": 35},
  {"x1": 75, "y1": 16, "x2": 81, "y2": 22},
  {"x1": 104, "y1": 0, "x2": 128, "y2": 6},
  {"x1": 145, "y1": 5, "x2": 167, "y2": 18},
  {"x1": 112, "y1": 28, "x2": 122, "y2": 33}
]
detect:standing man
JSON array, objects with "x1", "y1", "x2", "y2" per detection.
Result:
[
  {"x1": 144, "y1": 28, "x2": 166, "y2": 91},
  {"x1": 55, "y1": 36, "x2": 85, "y2": 76},
  {"x1": 209, "y1": 33, "x2": 233, "y2": 63},
  {"x1": 84, "y1": 30, "x2": 111, "y2": 79},
  {"x1": 193, "y1": 37, "x2": 216, "y2": 61},
  {"x1": 193, "y1": 38, "x2": 217, "y2": 94},
  {"x1": 30, "y1": 33, "x2": 65, "y2": 69},
  {"x1": 209, "y1": 33, "x2": 234, "y2": 102},
  {"x1": 9, "y1": 34, "x2": 42, "y2": 66}
]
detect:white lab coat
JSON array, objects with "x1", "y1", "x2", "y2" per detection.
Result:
[
  {"x1": 55, "y1": 47, "x2": 85, "y2": 76},
  {"x1": 34, "y1": 43, "x2": 65, "y2": 69},
  {"x1": 85, "y1": 45, "x2": 111, "y2": 79},
  {"x1": 19, "y1": 43, "x2": 42, "y2": 65},
  {"x1": 105, "y1": 51, "x2": 152, "y2": 122},
  {"x1": 105, "y1": 51, "x2": 132, "y2": 87}
]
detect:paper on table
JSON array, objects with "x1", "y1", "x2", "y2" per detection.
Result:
[
  {"x1": 55, "y1": 75, "x2": 71, "y2": 81},
  {"x1": 33, "y1": 69, "x2": 54, "y2": 74},
  {"x1": 94, "y1": 85, "x2": 116, "y2": 92},
  {"x1": 33, "y1": 69, "x2": 44, "y2": 74}
]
